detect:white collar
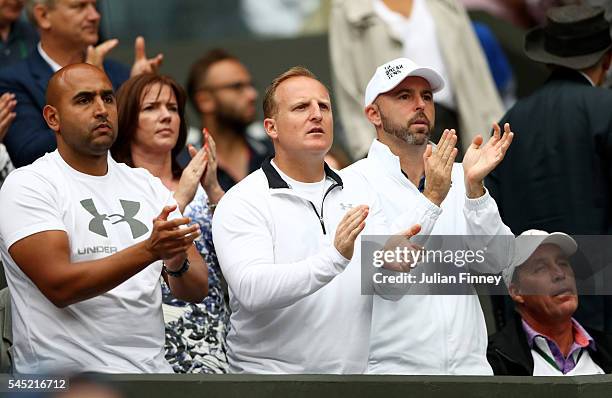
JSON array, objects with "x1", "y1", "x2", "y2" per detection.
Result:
[
  {"x1": 37, "y1": 42, "x2": 62, "y2": 73},
  {"x1": 578, "y1": 71, "x2": 596, "y2": 87},
  {"x1": 366, "y1": 139, "x2": 417, "y2": 188}
]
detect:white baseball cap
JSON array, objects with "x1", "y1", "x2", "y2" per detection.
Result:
[
  {"x1": 502, "y1": 230, "x2": 578, "y2": 286},
  {"x1": 364, "y1": 57, "x2": 445, "y2": 107}
]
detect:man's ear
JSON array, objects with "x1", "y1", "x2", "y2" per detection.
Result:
[
  {"x1": 603, "y1": 50, "x2": 612, "y2": 73},
  {"x1": 365, "y1": 103, "x2": 382, "y2": 128},
  {"x1": 264, "y1": 117, "x2": 277, "y2": 140},
  {"x1": 43, "y1": 105, "x2": 60, "y2": 133},
  {"x1": 508, "y1": 282, "x2": 525, "y2": 304},
  {"x1": 33, "y1": 3, "x2": 52, "y2": 30},
  {"x1": 194, "y1": 90, "x2": 215, "y2": 114}
]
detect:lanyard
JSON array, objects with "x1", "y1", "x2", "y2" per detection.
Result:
[{"x1": 533, "y1": 343, "x2": 584, "y2": 373}]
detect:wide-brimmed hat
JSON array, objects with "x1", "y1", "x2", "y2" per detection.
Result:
[{"x1": 525, "y1": 5, "x2": 612, "y2": 69}]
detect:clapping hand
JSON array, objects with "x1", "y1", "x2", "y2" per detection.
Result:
[
  {"x1": 175, "y1": 145, "x2": 208, "y2": 213},
  {"x1": 146, "y1": 205, "x2": 200, "y2": 260},
  {"x1": 462, "y1": 123, "x2": 514, "y2": 198},
  {"x1": 195, "y1": 128, "x2": 224, "y2": 205},
  {"x1": 381, "y1": 224, "x2": 422, "y2": 273},
  {"x1": 85, "y1": 39, "x2": 119, "y2": 70},
  {"x1": 130, "y1": 36, "x2": 163, "y2": 77},
  {"x1": 0, "y1": 93, "x2": 16, "y2": 143},
  {"x1": 422, "y1": 129, "x2": 457, "y2": 206}
]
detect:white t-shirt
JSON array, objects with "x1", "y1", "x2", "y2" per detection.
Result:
[
  {"x1": 0, "y1": 151, "x2": 178, "y2": 374},
  {"x1": 271, "y1": 160, "x2": 332, "y2": 210}
]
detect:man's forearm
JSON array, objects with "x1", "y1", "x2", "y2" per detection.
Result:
[
  {"x1": 48, "y1": 241, "x2": 159, "y2": 307},
  {"x1": 9, "y1": 231, "x2": 161, "y2": 308},
  {"x1": 165, "y1": 245, "x2": 209, "y2": 302}
]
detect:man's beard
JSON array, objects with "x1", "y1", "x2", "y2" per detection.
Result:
[
  {"x1": 380, "y1": 110, "x2": 432, "y2": 145},
  {"x1": 215, "y1": 101, "x2": 255, "y2": 137}
]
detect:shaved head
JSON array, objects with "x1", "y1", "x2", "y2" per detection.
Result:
[
  {"x1": 43, "y1": 63, "x2": 118, "y2": 160},
  {"x1": 46, "y1": 63, "x2": 112, "y2": 108}
]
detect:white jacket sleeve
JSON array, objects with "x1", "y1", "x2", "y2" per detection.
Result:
[
  {"x1": 364, "y1": 195, "x2": 433, "y2": 300},
  {"x1": 463, "y1": 188, "x2": 514, "y2": 273},
  {"x1": 212, "y1": 192, "x2": 350, "y2": 313}
]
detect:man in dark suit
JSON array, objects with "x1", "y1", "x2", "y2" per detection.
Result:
[
  {"x1": 0, "y1": 0, "x2": 163, "y2": 167},
  {"x1": 487, "y1": 5, "x2": 612, "y2": 331}
]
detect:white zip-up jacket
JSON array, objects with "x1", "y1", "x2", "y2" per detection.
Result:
[
  {"x1": 212, "y1": 157, "x2": 414, "y2": 374},
  {"x1": 344, "y1": 140, "x2": 513, "y2": 375}
]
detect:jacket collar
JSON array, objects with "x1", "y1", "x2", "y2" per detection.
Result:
[
  {"x1": 367, "y1": 139, "x2": 423, "y2": 191},
  {"x1": 344, "y1": 0, "x2": 457, "y2": 25},
  {"x1": 344, "y1": 0, "x2": 376, "y2": 25},
  {"x1": 492, "y1": 311, "x2": 536, "y2": 375},
  {"x1": 548, "y1": 67, "x2": 595, "y2": 86},
  {"x1": 494, "y1": 311, "x2": 612, "y2": 374},
  {"x1": 27, "y1": 46, "x2": 54, "y2": 109},
  {"x1": 261, "y1": 156, "x2": 343, "y2": 189}
]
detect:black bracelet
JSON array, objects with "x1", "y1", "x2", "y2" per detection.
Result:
[{"x1": 163, "y1": 258, "x2": 190, "y2": 277}]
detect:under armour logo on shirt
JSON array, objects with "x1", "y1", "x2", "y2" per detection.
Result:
[
  {"x1": 340, "y1": 203, "x2": 355, "y2": 211},
  {"x1": 80, "y1": 199, "x2": 149, "y2": 239}
]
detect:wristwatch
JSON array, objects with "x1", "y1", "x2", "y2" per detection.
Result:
[{"x1": 163, "y1": 258, "x2": 190, "y2": 277}]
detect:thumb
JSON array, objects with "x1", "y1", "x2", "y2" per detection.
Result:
[
  {"x1": 470, "y1": 135, "x2": 484, "y2": 149},
  {"x1": 97, "y1": 38, "x2": 119, "y2": 57},
  {"x1": 400, "y1": 224, "x2": 421, "y2": 239},
  {"x1": 134, "y1": 36, "x2": 145, "y2": 61},
  {"x1": 157, "y1": 205, "x2": 176, "y2": 221},
  {"x1": 202, "y1": 127, "x2": 209, "y2": 150},
  {"x1": 423, "y1": 144, "x2": 432, "y2": 160},
  {"x1": 187, "y1": 144, "x2": 198, "y2": 158},
  {"x1": 86, "y1": 45, "x2": 95, "y2": 63}
]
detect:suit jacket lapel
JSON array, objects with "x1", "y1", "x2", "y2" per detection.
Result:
[{"x1": 27, "y1": 50, "x2": 54, "y2": 109}]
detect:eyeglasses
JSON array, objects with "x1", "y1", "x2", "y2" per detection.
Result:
[{"x1": 200, "y1": 81, "x2": 256, "y2": 92}]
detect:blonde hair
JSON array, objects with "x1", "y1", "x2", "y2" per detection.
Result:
[{"x1": 263, "y1": 66, "x2": 321, "y2": 118}]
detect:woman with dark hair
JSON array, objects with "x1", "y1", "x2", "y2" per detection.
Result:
[{"x1": 111, "y1": 73, "x2": 228, "y2": 374}]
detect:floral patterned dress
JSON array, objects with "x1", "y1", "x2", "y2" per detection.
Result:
[{"x1": 161, "y1": 187, "x2": 229, "y2": 373}]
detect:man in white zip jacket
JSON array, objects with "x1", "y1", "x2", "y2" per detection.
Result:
[
  {"x1": 344, "y1": 57, "x2": 514, "y2": 374},
  {"x1": 212, "y1": 66, "x2": 419, "y2": 374}
]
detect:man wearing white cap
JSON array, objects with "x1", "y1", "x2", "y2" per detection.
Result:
[
  {"x1": 343, "y1": 57, "x2": 514, "y2": 374},
  {"x1": 487, "y1": 230, "x2": 612, "y2": 375}
]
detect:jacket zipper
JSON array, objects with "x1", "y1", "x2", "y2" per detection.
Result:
[{"x1": 308, "y1": 183, "x2": 341, "y2": 235}]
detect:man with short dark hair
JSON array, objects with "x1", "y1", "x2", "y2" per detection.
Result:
[
  {"x1": 487, "y1": 230, "x2": 612, "y2": 375},
  {"x1": 0, "y1": 0, "x2": 163, "y2": 167},
  {"x1": 0, "y1": 63, "x2": 208, "y2": 374},
  {"x1": 343, "y1": 57, "x2": 514, "y2": 375},
  {"x1": 187, "y1": 49, "x2": 272, "y2": 191}
]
